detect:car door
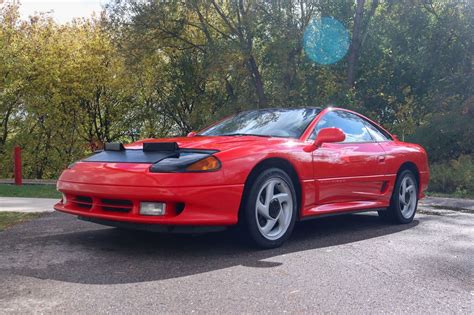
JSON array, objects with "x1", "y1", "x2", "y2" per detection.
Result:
[{"x1": 310, "y1": 110, "x2": 388, "y2": 206}]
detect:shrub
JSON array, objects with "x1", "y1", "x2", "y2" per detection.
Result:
[{"x1": 429, "y1": 155, "x2": 474, "y2": 198}]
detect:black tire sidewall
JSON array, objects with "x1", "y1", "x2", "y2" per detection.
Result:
[
  {"x1": 391, "y1": 170, "x2": 418, "y2": 224},
  {"x1": 243, "y1": 168, "x2": 298, "y2": 248}
]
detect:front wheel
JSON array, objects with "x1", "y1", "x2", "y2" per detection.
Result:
[
  {"x1": 241, "y1": 168, "x2": 297, "y2": 249},
  {"x1": 379, "y1": 169, "x2": 418, "y2": 224}
]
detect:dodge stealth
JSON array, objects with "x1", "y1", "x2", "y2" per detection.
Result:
[{"x1": 55, "y1": 107, "x2": 429, "y2": 248}]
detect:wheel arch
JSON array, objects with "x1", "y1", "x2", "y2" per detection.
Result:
[
  {"x1": 397, "y1": 161, "x2": 420, "y2": 194},
  {"x1": 238, "y1": 157, "x2": 302, "y2": 221}
]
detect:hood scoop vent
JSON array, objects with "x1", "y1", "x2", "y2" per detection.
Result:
[
  {"x1": 104, "y1": 142, "x2": 125, "y2": 151},
  {"x1": 143, "y1": 142, "x2": 179, "y2": 152}
]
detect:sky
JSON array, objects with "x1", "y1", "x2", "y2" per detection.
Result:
[{"x1": 13, "y1": 0, "x2": 108, "y2": 23}]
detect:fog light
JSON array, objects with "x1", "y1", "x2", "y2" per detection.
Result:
[{"x1": 140, "y1": 202, "x2": 166, "y2": 216}]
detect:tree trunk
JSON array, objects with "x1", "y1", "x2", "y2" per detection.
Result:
[
  {"x1": 347, "y1": 0, "x2": 366, "y2": 88},
  {"x1": 0, "y1": 105, "x2": 13, "y2": 148},
  {"x1": 247, "y1": 54, "x2": 267, "y2": 108}
]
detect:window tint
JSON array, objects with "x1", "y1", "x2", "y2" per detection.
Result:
[
  {"x1": 310, "y1": 110, "x2": 373, "y2": 143},
  {"x1": 362, "y1": 120, "x2": 392, "y2": 141}
]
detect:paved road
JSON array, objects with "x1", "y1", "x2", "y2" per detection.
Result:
[{"x1": 0, "y1": 208, "x2": 472, "y2": 314}]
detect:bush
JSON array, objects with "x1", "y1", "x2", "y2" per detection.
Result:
[{"x1": 429, "y1": 155, "x2": 474, "y2": 198}]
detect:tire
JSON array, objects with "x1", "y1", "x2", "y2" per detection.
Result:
[
  {"x1": 241, "y1": 168, "x2": 298, "y2": 249},
  {"x1": 379, "y1": 169, "x2": 418, "y2": 224}
]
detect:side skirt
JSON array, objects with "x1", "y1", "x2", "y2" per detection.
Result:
[{"x1": 299, "y1": 207, "x2": 387, "y2": 221}]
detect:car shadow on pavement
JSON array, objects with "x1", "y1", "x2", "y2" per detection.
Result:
[{"x1": 0, "y1": 212, "x2": 418, "y2": 284}]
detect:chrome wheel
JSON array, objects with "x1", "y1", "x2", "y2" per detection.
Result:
[
  {"x1": 255, "y1": 178, "x2": 293, "y2": 241},
  {"x1": 399, "y1": 175, "x2": 417, "y2": 219}
]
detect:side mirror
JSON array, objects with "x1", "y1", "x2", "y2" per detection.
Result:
[
  {"x1": 303, "y1": 127, "x2": 345, "y2": 152},
  {"x1": 187, "y1": 131, "x2": 197, "y2": 137}
]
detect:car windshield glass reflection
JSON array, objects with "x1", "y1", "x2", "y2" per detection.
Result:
[{"x1": 200, "y1": 108, "x2": 321, "y2": 138}]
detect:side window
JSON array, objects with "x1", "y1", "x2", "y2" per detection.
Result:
[
  {"x1": 362, "y1": 120, "x2": 392, "y2": 141},
  {"x1": 309, "y1": 111, "x2": 373, "y2": 143}
]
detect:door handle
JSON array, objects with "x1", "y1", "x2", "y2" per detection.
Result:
[{"x1": 378, "y1": 155, "x2": 386, "y2": 162}]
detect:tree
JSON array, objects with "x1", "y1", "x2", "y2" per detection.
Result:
[{"x1": 346, "y1": 0, "x2": 379, "y2": 88}]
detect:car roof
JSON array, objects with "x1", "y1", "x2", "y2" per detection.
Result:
[
  {"x1": 244, "y1": 107, "x2": 322, "y2": 111},
  {"x1": 235, "y1": 107, "x2": 323, "y2": 114}
]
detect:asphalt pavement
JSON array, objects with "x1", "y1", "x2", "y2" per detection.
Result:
[{"x1": 0, "y1": 206, "x2": 472, "y2": 314}]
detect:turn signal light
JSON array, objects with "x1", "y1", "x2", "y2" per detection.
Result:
[{"x1": 186, "y1": 156, "x2": 220, "y2": 172}]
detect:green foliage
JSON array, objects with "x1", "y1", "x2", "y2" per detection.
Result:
[
  {"x1": 0, "y1": 6, "x2": 133, "y2": 178},
  {"x1": 429, "y1": 155, "x2": 474, "y2": 198},
  {"x1": 407, "y1": 101, "x2": 474, "y2": 162}
]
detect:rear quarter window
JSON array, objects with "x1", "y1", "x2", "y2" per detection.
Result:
[{"x1": 362, "y1": 120, "x2": 393, "y2": 141}]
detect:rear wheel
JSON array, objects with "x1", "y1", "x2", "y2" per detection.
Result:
[
  {"x1": 378, "y1": 169, "x2": 418, "y2": 224},
  {"x1": 241, "y1": 168, "x2": 297, "y2": 248}
]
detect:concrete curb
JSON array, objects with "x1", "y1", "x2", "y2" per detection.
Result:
[
  {"x1": 0, "y1": 197, "x2": 57, "y2": 213},
  {"x1": 420, "y1": 196, "x2": 474, "y2": 211}
]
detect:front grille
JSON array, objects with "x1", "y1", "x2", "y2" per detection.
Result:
[
  {"x1": 72, "y1": 196, "x2": 93, "y2": 210},
  {"x1": 67, "y1": 195, "x2": 133, "y2": 213},
  {"x1": 99, "y1": 199, "x2": 133, "y2": 213}
]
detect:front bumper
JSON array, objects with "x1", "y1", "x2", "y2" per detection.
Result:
[{"x1": 55, "y1": 180, "x2": 244, "y2": 226}]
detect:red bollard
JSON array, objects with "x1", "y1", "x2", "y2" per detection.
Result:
[{"x1": 14, "y1": 146, "x2": 22, "y2": 186}]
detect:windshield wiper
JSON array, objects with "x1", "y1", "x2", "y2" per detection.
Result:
[{"x1": 219, "y1": 133, "x2": 271, "y2": 137}]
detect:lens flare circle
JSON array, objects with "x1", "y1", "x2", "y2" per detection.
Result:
[{"x1": 303, "y1": 17, "x2": 350, "y2": 65}]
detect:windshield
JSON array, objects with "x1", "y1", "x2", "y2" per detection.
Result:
[{"x1": 200, "y1": 108, "x2": 321, "y2": 138}]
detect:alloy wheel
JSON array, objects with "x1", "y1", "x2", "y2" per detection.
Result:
[
  {"x1": 255, "y1": 178, "x2": 293, "y2": 240},
  {"x1": 399, "y1": 175, "x2": 417, "y2": 219}
]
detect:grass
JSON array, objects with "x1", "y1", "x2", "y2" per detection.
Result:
[
  {"x1": 0, "y1": 211, "x2": 45, "y2": 231},
  {"x1": 0, "y1": 184, "x2": 61, "y2": 198}
]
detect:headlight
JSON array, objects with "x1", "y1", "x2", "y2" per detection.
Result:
[{"x1": 149, "y1": 153, "x2": 221, "y2": 173}]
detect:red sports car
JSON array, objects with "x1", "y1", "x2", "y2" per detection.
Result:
[{"x1": 55, "y1": 107, "x2": 429, "y2": 248}]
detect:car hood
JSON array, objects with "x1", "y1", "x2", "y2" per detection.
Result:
[{"x1": 126, "y1": 136, "x2": 287, "y2": 152}]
